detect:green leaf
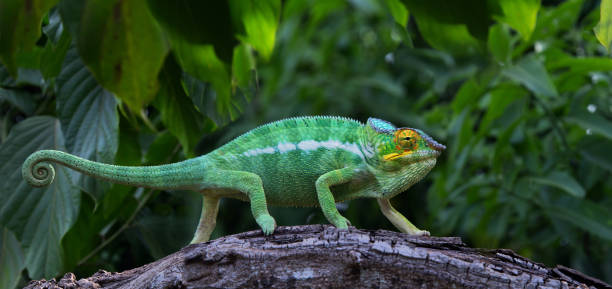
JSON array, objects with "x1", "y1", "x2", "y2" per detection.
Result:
[
  {"x1": 153, "y1": 55, "x2": 203, "y2": 156},
  {"x1": 178, "y1": 45, "x2": 242, "y2": 125},
  {"x1": 146, "y1": 0, "x2": 237, "y2": 62},
  {"x1": 529, "y1": 171, "x2": 586, "y2": 198},
  {"x1": 497, "y1": 0, "x2": 540, "y2": 40},
  {"x1": 487, "y1": 24, "x2": 511, "y2": 64},
  {"x1": 75, "y1": 0, "x2": 169, "y2": 112},
  {"x1": 145, "y1": 131, "x2": 179, "y2": 165},
  {"x1": 595, "y1": 0, "x2": 612, "y2": 51},
  {"x1": 533, "y1": 0, "x2": 583, "y2": 40},
  {"x1": 503, "y1": 54, "x2": 558, "y2": 98},
  {"x1": 384, "y1": 0, "x2": 409, "y2": 26},
  {"x1": 401, "y1": 0, "x2": 495, "y2": 40},
  {"x1": 0, "y1": 226, "x2": 24, "y2": 289},
  {"x1": 231, "y1": 0, "x2": 281, "y2": 60},
  {"x1": 479, "y1": 84, "x2": 525, "y2": 135},
  {"x1": 567, "y1": 113, "x2": 612, "y2": 140},
  {"x1": 232, "y1": 44, "x2": 256, "y2": 91},
  {"x1": 61, "y1": 194, "x2": 109, "y2": 271},
  {"x1": 0, "y1": 88, "x2": 36, "y2": 115},
  {"x1": 545, "y1": 200, "x2": 612, "y2": 242},
  {"x1": 0, "y1": 0, "x2": 59, "y2": 75},
  {"x1": 451, "y1": 78, "x2": 483, "y2": 113},
  {"x1": 412, "y1": 13, "x2": 482, "y2": 55},
  {"x1": 580, "y1": 140, "x2": 612, "y2": 173},
  {"x1": 56, "y1": 47, "x2": 119, "y2": 201},
  {"x1": 0, "y1": 116, "x2": 80, "y2": 279},
  {"x1": 40, "y1": 10, "x2": 71, "y2": 80},
  {"x1": 548, "y1": 56, "x2": 612, "y2": 73}
]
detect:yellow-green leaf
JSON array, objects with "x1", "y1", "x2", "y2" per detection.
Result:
[
  {"x1": 595, "y1": 0, "x2": 612, "y2": 51},
  {"x1": 232, "y1": 44, "x2": 256, "y2": 90},
  {"x1": 497, "y1": 0, "x2": 540, "y2": 40},
  {"x1": 384, "y1": 0, "x2": 409, "y2": 26},
  {"x1": 231, "y1": 0, "x2": 281, "y2": 60}
]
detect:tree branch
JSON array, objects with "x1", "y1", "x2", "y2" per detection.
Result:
[{"x1": 25, "y1": 225, "x2": 611, "y2": 289}]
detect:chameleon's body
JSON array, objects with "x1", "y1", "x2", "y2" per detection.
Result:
[{"x1": 23, "y1": 116, "x2": 445, "y2": 243}]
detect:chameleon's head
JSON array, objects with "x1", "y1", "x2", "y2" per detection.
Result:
[{"x1": 360, "y1": 118, "x2": 446, "y2": 173}]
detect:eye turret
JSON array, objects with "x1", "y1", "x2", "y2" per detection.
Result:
[{"x1": 394, "y1": 129, "x2": 419, "y2": 151}]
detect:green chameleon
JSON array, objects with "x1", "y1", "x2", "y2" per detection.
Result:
[{"x1": 23, "y1": 116, "x2": 445, "y2": 243}]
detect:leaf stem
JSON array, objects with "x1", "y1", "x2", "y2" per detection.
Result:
[{"x1": 77, "y1": 189, "x2": 153, "y2": 266}]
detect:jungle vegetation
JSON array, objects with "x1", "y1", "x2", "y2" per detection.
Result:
[{"x1": 0, "y1": 0, "x2": 611, "y2": 287}]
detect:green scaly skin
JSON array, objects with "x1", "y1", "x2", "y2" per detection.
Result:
[{"x1": 22, "y1": 116, "x2": 445, "y2": 243}]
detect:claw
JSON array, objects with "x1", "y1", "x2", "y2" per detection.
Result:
[{"x1": 256, "y1": 215, "x2": 277, "y2": 235}]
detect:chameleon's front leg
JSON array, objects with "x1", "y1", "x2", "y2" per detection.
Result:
[
  {"x1": 190, "y1": 195, "x2": 220, "y2": 243},
  {"x1": 315, "y1": 167, "x2": 356, "y2": 229},
  {"x1": 377, "y1": 198, "x2": 430, "y2": 236}
]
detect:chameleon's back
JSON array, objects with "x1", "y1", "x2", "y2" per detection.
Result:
[{"x1": 206, "y1": 116, "x2": 368, "y2": 206}]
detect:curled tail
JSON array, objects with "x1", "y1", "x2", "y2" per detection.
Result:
[{"x1": 22, "y1": 150, "x2": 207, "y2": 190}]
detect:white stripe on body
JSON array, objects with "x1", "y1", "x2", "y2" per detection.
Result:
[{"x1": 240, "y1": 140, "x2": 364, "y2": 161}]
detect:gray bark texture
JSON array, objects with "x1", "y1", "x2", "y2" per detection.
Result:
[{"x1": 25, "y1": 225, "x2": 611, "y2": 289}]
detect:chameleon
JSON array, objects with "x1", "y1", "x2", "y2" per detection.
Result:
[{"x1": 22, "y1": 116, "x2": 445, "y2": 243}]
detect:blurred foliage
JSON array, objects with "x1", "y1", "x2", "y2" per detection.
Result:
[{"x1": 0, "y1": 0, "x2": 611, "y2": 287}]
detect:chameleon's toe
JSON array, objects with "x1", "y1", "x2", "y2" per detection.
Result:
[
  {"x1": 409, "y1": 229, "x2": 430, "y2": 237},
  {"x1": 256, "y1": 215, "x2": 277, "y2": 235},
  {"x1": 332, "y1": 216, "x2": 351, "y2": 229}
]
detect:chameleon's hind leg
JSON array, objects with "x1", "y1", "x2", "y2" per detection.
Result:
[
  {"x1": 377, "y1": 198, "x2": 429, "y2": 236},
  {"x1": 315, "y1": 167, "x2": 356, "y2": 229},
  {"x1": 204, "y1": 170, "x2": 276, "y2": 235},
  {"x1": 190, "y1": 195, "x2": 220, "y2": 244}
]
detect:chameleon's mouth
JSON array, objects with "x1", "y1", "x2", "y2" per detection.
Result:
[{"x1": 383, "y1": 149, "x2": 441, "y2": 161}]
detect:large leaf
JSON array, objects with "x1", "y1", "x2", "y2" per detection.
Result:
[
  {"x1": 74, "y1": 0, "x2": 169, "y2": 112},
  {"x1": 230, "y1": 0, "x2": 281, "y2": 60},
  {"x1": 0, "y1": 116, "x2": 80, "y2": 279},
  {"x1": 595, "y1": 0, "x2": 612, "y2": 51},
  {"x1": 153, "y1": 55, "x2": 203, "y2": 156},
  {"x1": 529, "y1": 171, "x2": 586, "y2": 198},
  {"x1": 0, "y1": 88, "x2": 36, "y2": 115},
  {"x1": 146, "y1": 0, "x2": 237, "y2": 62},
  {"x1": 502, "y1": 54, "x2": 558, "y2": 98},
  {"x1": 0, "y1": 226, "x2": 24, "y2": 289},
  {"x1": 56, "y1": 47, "x2": 119, "y2": 201},
  {"x1": 177, "y1": 44, "x2": 242, "y2": 125},
  {"x1": 0, "y1": 0, "x2": 58, "y2": 75},
  {"x1": 496, "y1": 0, "x2": 540, "y2": 40}
]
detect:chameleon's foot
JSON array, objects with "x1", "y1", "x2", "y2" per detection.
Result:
[
  {"x1": 331, "y1": 215, "x2": 351, "y2": 229},
  {"x1": 408, "y1": 229, "x2": 430, "y2": 237},
  {"x1": 256, "y1": 214, "x2": 277, "y2": 235}
]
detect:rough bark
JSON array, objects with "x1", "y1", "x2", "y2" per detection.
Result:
[{"x1": 25, "y1": 225, "x2": 611, "y2": 289}]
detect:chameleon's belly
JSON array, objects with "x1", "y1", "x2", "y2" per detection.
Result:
[{"x1": 217, "y1": 146, "x2": 365, "y2": 207}]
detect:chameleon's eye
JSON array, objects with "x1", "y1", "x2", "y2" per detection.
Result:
[
  {"x1": 399, "y1": 137, "x2": 416, "y2": 150},
  {"x1": 395, "y1": 129, "x2": 419, "y2": 151}
]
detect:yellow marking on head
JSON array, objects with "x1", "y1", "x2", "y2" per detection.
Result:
[{"x1": 383, "y1": 150, "x2": 413, "y2": 160}]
